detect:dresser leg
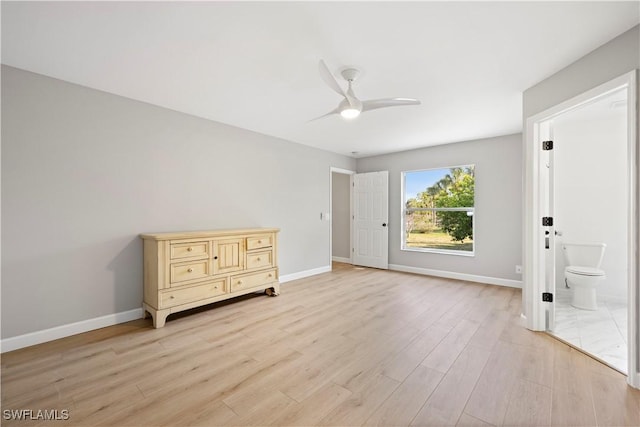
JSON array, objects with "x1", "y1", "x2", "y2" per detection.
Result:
[
  {"x1": 153, "y1": 309, "x2": 170, "y2": 328},
  {"x1": 142, "y1": 303, "x2": 153, "y2": 320},
  {"x1": 143, "y1": 303, "x2": 169, "y2": 328}
]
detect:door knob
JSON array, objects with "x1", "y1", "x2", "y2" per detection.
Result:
[{"x1": 382, "y1": 223, "x2": 387, "y2": 227}]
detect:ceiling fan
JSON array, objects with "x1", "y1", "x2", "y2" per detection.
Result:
[{"x1": 313, "y1": 60, "x2": 421, "y2": 121}]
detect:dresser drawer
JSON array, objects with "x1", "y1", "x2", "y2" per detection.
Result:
[
  {"x1": 159, "y1": 279, "x2": 227, "y2": 308},
  {"x1": 170, "y1": 241, "x2": 209, "y2": 260},
  {"x1": 170, "y1": 260, "x2": 209, "y2": 284},
  {"x1": 246, "y1": 234, "x2": 273, "y2": 250},
  {"x1": 230, "y1": 269, "x2": 277, "y2": 293},
  {"x1": 246, "y1": 250, "x2": 273, "y2": 270}
]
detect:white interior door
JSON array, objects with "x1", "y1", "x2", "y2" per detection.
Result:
[
  {"x1": 540, "y1": 120, "x2": 556, "y2": 331},
  {"x1": 352, "y1": 171, "x2": 389, "y2": 269}
]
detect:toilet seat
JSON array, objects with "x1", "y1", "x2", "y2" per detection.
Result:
[{"x1": 566, "y1": 266, "x2": 605, "y2": 277}]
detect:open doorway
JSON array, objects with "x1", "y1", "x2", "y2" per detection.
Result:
[
  {"x1": 330, "y1": 167, "x2": 354, "y2": 266},
  {"x1": 524, "y1": 71, "x2": 638, "y2": 387},
  {"x1": 548, "y1": 88, "x2": 629, "y2": 373},
  {"x1": 329, "y1": 167, "x2": 390, "y2": 270}
]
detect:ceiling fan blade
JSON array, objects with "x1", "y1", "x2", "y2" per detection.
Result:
[
  {"x1": 318, "y1": 60, "x2": 346, "y2": 97},
  {"x1": 318, "y1": 60, "x2": 357, "y2": 108},
  {"x1": 308, "y1": 107, "x2": 340, "y2": 122},
  {"x1": 361, "y1": 98, "x2": 421, "y2": 112}
]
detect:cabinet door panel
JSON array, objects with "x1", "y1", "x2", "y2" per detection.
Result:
[{"x1": 213, "y1": 238, "x2": 245, "y2": 274}]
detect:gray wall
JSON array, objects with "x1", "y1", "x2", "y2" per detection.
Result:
[
  {"x1": 331, "y1": 172, "x2": 351, "y2": 259},
  {"x1": 357, "y1": 134, "x2": 522, "y2": 282},
  {"x1": 524, "y1": 25, "x2": 639, "y2": 118},
  {"x1": 1, "y1": 65, "x2": 355, "y2": 339}
]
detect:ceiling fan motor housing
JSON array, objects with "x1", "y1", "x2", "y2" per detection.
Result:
[{"x1": 341, "y1": 68, "x2": 360, "y2": 82}]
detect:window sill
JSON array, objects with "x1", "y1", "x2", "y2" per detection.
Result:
[{"x1": 401, "y1": 247, "x2": 475, "y2": 257}]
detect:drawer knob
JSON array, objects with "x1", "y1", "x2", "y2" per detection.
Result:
[
  {"x1": 258, "y1": 240, "x2": 262, "y2": 244},
  {"x1": 214, "y1": 256, "x2": 218, "y2": 260},
  {"x1": 187, "y1": 268, "x2": 193, "y2": 273},
  {"x1": 237, "y1": 280, "x2": 243, "y2": 285},
  {"x1": 257, "y1": 257, "x2": 261, "y2": 261},
  {"x1": 268, "y1": 273, "x2": 273, "y2": 277},
  {"x1": 170, "y1": 295, "x2": 175, "y2": 299},
  {"x1": 187, "y1": 247, "x2": 193, "y2": 252}
]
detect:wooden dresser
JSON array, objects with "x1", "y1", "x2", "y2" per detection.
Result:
[{"x1": 140, "y1": 228, "x2": 280, "y2": 328}]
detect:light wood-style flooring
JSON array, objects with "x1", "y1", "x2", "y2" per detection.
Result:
[{"x1": 2, "y1": 263, "x2": 639, "y2": 426}]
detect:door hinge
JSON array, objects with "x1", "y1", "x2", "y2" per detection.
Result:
[
  {"x1": 542, "y1": 217, "x2": 553, "y2": 226},
  {"x1": 542, "y1": 140, "x2": 553, "y2": 150},
  {"x1": 542, "y1": 292, "x2": 553, "y2": 302},
  {"x1": 352, "y1": 248, "x2": 355, "y2": 253}
]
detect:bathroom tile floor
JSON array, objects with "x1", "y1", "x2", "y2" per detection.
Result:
[{"x1": 550, "y1": 287, "x2": 627, "y2": 373}]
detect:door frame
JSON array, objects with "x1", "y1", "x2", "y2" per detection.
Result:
[
  {"x1": 523, "y1": 70, "x2": 638, "y2": 387},
  {"x1": 538, "y1": 119, "x2": 556, "y2": 332},
  {"x1": 330, "y1": 167, "x2": 355, "y2": 267}
]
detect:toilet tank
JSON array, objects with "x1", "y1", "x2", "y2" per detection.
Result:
[{"x1": 561, "y1": 243, "x2": 606, "y2": 268}]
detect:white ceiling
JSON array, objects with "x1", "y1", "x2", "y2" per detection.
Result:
[{"x1": 2, "y1": 2, "x2": 638, "y2": 158}]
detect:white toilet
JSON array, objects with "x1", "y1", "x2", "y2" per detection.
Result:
[{"x1": 562, "y1": 243, "x2": 606, "y2": 310}]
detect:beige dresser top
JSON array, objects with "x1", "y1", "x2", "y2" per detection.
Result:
[{"x1": 140, "y1": 227, "x2": 280, "y2": 241}]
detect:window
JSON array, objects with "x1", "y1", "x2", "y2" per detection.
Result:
[{"x1": 402, "y1": 165, "x2": 475, "y2": 255}]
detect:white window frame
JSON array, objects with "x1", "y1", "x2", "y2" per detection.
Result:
[{"x1": 401, "y1": 166, "x2": 475, "y2": 257}]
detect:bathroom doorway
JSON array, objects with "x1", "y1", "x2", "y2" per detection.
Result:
[
  {"x1": 524, "y1": 71, "x2": 639, "y2": 387},
  {"x1": 547, "y1": 88, "x2": 629, "y2": 373}
]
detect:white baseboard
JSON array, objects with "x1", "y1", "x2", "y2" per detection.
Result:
[
  {"x1": 388, "y1": 264, "x2": 522, "y2": 289},
  {"x1": 280, "y1": 265, "x2": 332, "y2": 283},
  {"x1": 331, "y1": 256, "x2": 351, "y2": 263},
  {"x1": 1, "y1": 308, "x2": 144, "y2": 353}
]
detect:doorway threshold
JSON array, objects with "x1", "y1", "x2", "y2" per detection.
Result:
[{"x1": 546, "y1": 331, "x2": 627, "y2": 376}]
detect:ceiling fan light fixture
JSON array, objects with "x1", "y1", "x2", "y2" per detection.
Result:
[
  {"x1": 312, "y1": 60, "x2": 420, "y2": 122},
  {"x1": 340, "y1": 107, "x2": 361, "y2": 119}
]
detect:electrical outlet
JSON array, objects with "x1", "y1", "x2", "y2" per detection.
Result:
[{"x1": 515, "y1": 265, "x2": 522, "y2": 274}]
